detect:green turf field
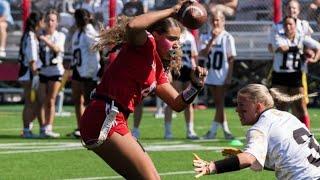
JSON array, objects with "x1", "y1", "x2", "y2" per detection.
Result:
[{"x1": 0, "y1": 105, "x2": 319, "y2": 179}]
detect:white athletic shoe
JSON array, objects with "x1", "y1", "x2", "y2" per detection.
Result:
[
  {"x1": 131, "y1": 128, "x2": 140, "y2": 139},
  {"x1": 40, "y1": 130, "x2": 60, "y2": 138}
]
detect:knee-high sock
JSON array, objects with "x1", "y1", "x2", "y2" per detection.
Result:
[{"x1": 300, "y1": 115, "x2": 310, "y2": 129}]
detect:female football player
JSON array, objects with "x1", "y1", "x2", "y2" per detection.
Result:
[
  {"x1": 79, "y1": 1, "x2": 208, "y2": 178},
  {"x1": 200, "y1": 11, "x2": 237, "y2": 140},
  {"x1": 193, "y1": 84, "x2": 320, "y2": 179},
  {"x1": 18, "y1": 11, "x2": 45, "y2": 138},
  {"x1": 271, "y1": 16, "x2": 320, "y2": 129},
  {"x1": 37, "y1": 9, "x2": 66, "y2": 138},
  {"x1": 71, "y1": 9, "x2": 101, "y2": 138}
]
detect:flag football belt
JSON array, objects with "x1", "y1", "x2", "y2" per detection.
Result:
[{"x1": 83, "y1": 93, "x2": 129, "y2": 149}]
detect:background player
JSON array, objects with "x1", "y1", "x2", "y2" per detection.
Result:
[
  {"x1": 80, "y1": 1, "x2": 208, "y2": 178},
  {"x1": 200, "y1": 11, "x2": 237, "y2": 141},
  {"x1": 37, "y1": 9, "x2": 66, "y2": 138},
  {"x1": 193, "y1": 84, "x2": 320, "y2": 179}
]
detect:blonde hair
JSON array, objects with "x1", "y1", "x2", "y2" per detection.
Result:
[
  {"x1": 93, "y1": 16, "x2": 130, "y2": 51},
  {"x1": 238, "y1": 84, "x2": 307, "y2": 109}
]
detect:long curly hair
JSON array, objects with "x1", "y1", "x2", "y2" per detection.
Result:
[{"x1": 93, "y1": 16, "x2": 183, "y2": 75}]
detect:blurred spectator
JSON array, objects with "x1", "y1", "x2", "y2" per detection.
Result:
[
  {"x1": 18, "y1": 11, "x2": 45, "y2": 138},
  {"x1": 75, "y1": 0, "x2": 101, "y2": 14},
  {"x1": 0, "y1": 0, "x2": 13, "y2": 57},
  {"x1": 38, "y1": 9, "x2": 66, "y2": 138},
  {"x1": 122, "y1": 0, "x2": 144, "y2": 17},
  {"x1": 209, "y1": 0, "x2": 238, "y2": 19},
  {"x1": 70, "y1": 9, "x2": 101, "y2": 138},
  {"x1": 308, "y1": 0, "x2": 320, "y2": 24}
]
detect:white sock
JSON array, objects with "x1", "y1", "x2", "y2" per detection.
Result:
[
  {"x1": 29, "y1": 122, "x2": 33, "y2": 130},
  {"x1": 165, "y1": 122, "x2": 172, "y2": 134},
  {"x1": 210, "y1": 121, "x2": 220, "y2": 134},
  {"x1": 222, "y1": 120, "x2": 231, "y2": 134},
  {"x1": 186, "y1": 122, "x2": 195, "y2": 135},
  {"x1": 46, "y1": 124, "x2": 52, "y2": 132}
]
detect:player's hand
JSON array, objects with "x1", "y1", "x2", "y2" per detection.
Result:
[
  {"x1": 31, "y1": 75, "x2": 40, "y2": 90},
  {"x1": 190, "y1": 66, "x2": 207, "y2": 89},
  {"x1": 222, "y1": 147, "x2": 242, "y2": 157},
  {"x1": 193, "y1": 153, "x2": 214, "y2": 178}
]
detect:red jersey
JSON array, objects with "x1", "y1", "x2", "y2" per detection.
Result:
[{"x1": 96, "y1": 34, "x2": 169, "y2": 112}]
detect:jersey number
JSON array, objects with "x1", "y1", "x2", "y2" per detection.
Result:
[
  {"x1": 207, "y1": 51, "x2": 223, "y2": 70},
  {"x1": 39, "y1": 44, "x2": 57, "y2": 67},
  {"x1": 293, "y1": 127, "x2": 320, "y2": 167},
  {"x1": 73, "y1": 49, "x2": 82, "y2": 67},
  {"x1": 280, "y1": 47, "x2": 300, "y2": 70}
]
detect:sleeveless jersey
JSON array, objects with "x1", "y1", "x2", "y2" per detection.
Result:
[
  {"x1": 244, "y1": 109, "x2": 320, "y2": 180},
  {"x1": 180, "y1": 30, "x2": 198, "y2": 69},
  {"x1": 20, "y1": 31, "x2": 41, "y2": 68},
  {"x1": 203, "y1": 31, "x2": 236, "y2": 85},
  {"x1": 39, "y1": 31, "x2": 65, "y2": 76},
  {"x1": 273, "y1": 35, "x2": 320, "y2": 73},
  {"x1": 71, "y1": 24, "x2": 100, "y2": 80}
]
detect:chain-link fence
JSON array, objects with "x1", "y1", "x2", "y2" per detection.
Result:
[{"x1": 2, "y1": 0, "x2": 320, "y2": 105}]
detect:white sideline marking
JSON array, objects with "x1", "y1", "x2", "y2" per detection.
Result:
[
  {"x1": 63, "y1": 170, "x2": 195, "y2": 180},
  {"x1": 0, "y1": 125, "x2": 73, "y2": 132},
  {"x1": 0, "y1": 141, "x2": 239, "y2": 154}
]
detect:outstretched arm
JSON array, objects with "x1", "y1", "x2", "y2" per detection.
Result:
[{"x1": 193, "y1": 152, "x2": 256, "y2": 178}]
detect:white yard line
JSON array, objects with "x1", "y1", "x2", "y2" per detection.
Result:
[
  {"x1": 0, "y1": 140, "x2": 243, "y2": 154},
  {"x1": 63, "y1": 171, "x2": 195, "y2": 180},
  {"x1": 0, "y1": 125, "x2": 74, "y2": 132}
]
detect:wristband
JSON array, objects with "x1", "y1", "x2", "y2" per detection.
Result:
[
  {"x1": 181, "y1": 84, "x2": 201, "y2": 104},
  {"x1": 214, "y1": 155, "x2": 240, "y2": 174}
]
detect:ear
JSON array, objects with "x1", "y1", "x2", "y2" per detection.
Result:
[{"x1": 256, "y1": 103, "x2": 264, "y2": 113}]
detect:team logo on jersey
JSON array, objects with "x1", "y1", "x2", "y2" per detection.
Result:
[{"x1": 141, "y1": 81, "x2": 156, "y2": 97}]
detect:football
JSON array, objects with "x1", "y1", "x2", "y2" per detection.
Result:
[{"x1": 177, "y1": 0, "x2": 208, "y2": 29}]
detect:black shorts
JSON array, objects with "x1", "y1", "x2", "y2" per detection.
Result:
[
  {"x1": 72, "y1": 68, "x2": 96, "y2": 82},
  {"x1": 39, "y1": 74, "x2": 62, "y2": 83},
  {"x1": 272, "y1": 71, "x2": 303, "y2": 88},
  {"x1": 173, "y1": 66, "x2": 192, "y2": 82}
]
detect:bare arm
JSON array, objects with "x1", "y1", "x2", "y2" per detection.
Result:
[
  {"x1": 126, "y1": 3, "x2": 182, "y2": 46},
  {"x1": 39, "y1": 35, "x2": 62, "y2": 53},
  {"x1": 225, "y1": 56, "x2": 234, "y2": 85},
  {"x1": 193, "y1": 152, "x2": 256, "y2": 177},
  {"x1": 156, "y1": 66, "x2": 207, "y2": 112}
]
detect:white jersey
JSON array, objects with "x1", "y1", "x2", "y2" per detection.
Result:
[
  {"x1": 39, "y1": 31, "x2": 65, "y2": 77},
  {"x1": 180, "y1": 30, "x2": 198, "y2": 69},
  {"x1": 269, "y1": 18, "x2": 313, "y2": 44},
  {"x1": 202, "y1": 31, "x2": 236, "y2": 85},
  {"x1": 18, "y1": 31, "x2": 42, "y2": 81},
  {"x1": 244, "y1": 109, "x2": 320, "y2": 180},
  {"x1": 71, "y1": 24, "x2": 100, "y2": 80},
  {"x1": 273, "y1": 35, "x2": 320, "y2": 73}
]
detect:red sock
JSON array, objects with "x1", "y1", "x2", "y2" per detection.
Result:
[{"x1": 300, "y1": 115, "x2": 310, "y2": 129}]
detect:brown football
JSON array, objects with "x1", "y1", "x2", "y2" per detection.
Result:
[{"x1": 177, "y1": 1, "x2": 208, "y2": 29}]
